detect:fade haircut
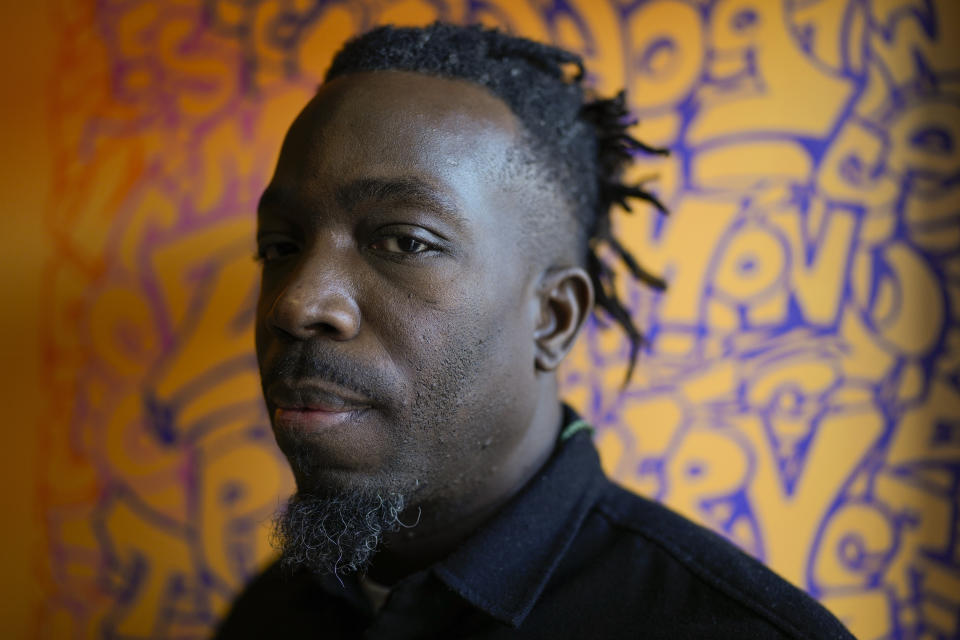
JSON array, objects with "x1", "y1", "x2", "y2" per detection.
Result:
[{"x1": 325, "y1": 22, "x2": 668, "y2": 381}]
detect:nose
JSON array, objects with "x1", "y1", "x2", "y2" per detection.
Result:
[{"x1": 264, "y1": 250, "x2": 362, "y2": 342}]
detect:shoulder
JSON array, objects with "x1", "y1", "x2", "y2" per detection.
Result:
[{"x1": 590, "y1": 481, "x2": 854, "y2": 640}]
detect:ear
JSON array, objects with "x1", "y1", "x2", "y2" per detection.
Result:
[{"x1": 533, "y1": 266, "x2": 594, "y2": 372}]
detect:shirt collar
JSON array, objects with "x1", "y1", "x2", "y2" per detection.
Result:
[{"x1": 431, "y1": 405, "x2": 605, "y2": 628}]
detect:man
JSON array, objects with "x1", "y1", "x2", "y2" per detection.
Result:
[{"x1": 215, "y1": 23, "x2": 854, "y2": 639}]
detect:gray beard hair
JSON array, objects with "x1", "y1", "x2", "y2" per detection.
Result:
[{"x1": 271, "y1": 490, "x2": 407, "y2": 579}]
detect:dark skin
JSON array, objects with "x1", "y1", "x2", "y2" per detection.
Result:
[{"x1": 255, "y1": 70, "x2": 593, "y2": 583}]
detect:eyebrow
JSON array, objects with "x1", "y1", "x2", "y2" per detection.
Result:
[
  {"x1": 335, "y1": 177, "x2": 466, "y2": 227},
  {"x1": 259, "y1": 176, "x2": 468, "y2": 229}
]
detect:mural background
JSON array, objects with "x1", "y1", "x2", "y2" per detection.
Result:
[{"x1": 2, "y1": 0, "x2": 959, "y2": 638}]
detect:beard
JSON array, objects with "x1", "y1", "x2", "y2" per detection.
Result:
[
  {"x1": 271, "y1": 487, "x2": 408, "y2": 578},
  {"x1": 262, "y1": 349, "x2": 418, "y2": 578},
  {"x1": 260, "y1": 314, "x2": 495, "y2": 578}
]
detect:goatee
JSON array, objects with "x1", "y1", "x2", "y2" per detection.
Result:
[{"x1": 271, "y1": 489, "x2": 407, "y2": 578}]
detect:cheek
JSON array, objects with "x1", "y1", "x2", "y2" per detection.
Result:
[
  {"x1": 389, "y1": 271, "x2": 533, "y2": 368},
  {"x1": 253, "y1": 291, "x2": 272, "y2": 360},
  {"x1": 422, "y1": 279, "x2": 539, "y2": 413},
  {"x1": 254, "y1": 278, "x2": 285, "y2": 366}
]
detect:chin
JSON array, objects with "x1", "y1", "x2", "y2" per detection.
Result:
[
  {"x1": 277, "y1": 436, "x2": 415, "y2": 501},
  {"x1": 274, "y1": 423, "x2": 390, "y2": 488},
  {"x1": 272, "y1": 479, "x2": 409, "y2": 577}
]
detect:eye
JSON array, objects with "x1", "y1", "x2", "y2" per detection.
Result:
[
  {"x1": 370, "y1": 235, "x2": 433, "y2": 255},
  {"x1": 256, "y1": 240, "x2": 299, "y2": 262}
]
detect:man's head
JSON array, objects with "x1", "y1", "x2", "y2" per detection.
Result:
[{"x1": 255, "y1": 23, "x2": 665, "y2": 577}]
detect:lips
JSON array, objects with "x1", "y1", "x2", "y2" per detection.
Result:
[{"x1": 267, "y1": 381, "x2": 372, "y2": 432}]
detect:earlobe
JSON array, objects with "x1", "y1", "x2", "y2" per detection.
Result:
[{"x1": 534, "y1": 267, "x2": 594, "y2": 372}]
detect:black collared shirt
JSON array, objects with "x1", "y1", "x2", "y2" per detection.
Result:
[{"x1": 215, "y1": 410, "x2": 854, "y2": 639}]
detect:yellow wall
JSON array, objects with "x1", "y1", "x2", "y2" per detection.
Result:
[{"x1": 2, "y1": 1, "x2": 959, "y2": 638}]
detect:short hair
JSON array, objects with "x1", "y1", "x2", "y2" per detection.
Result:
[{"x1": 325, "y1": 22, "x2": 668, "y2": 381}]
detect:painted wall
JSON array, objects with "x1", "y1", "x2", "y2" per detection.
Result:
[{"x1": 4, "y1": 1, "x2": 958, "y2": 638}]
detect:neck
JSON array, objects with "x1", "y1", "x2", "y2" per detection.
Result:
[{"x1": 368, "y1": 380, "x2": 564, "y2": 584}]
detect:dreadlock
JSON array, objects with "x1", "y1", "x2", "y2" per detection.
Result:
[{"x1": 324, "y1": 23, "x2": 668, "y2": 382}]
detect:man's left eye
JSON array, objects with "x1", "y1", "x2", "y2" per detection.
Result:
[{"x1": 372, "y1": 236, "x2": 431, "y2": 254}]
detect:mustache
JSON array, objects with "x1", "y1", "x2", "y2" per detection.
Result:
[{"x1": 261, "y1": 347, "x2": 396, "y2": 408}]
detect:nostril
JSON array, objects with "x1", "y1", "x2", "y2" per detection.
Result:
[
  {"x1": 311, "y1": 303, "x2": 362, "y2": 341},
  {"x1": 269, "y1": 321, "x2": 302, "y2": 343},
  {"x1": 267, "y1": 288, "x2": 361, "y2": 342}
]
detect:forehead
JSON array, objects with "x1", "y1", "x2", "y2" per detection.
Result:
[
  {"x1": 314, "y1": 70, "x2": 521, "y2": 138},
  {"x1": 268, "y1": 71, "x2": 527, "y2": 209}
]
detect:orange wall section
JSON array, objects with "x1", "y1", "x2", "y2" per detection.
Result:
[
  {"x1": 0, "y1": 2, "x2": 54, "y2": 638},
  {"x1": 2, "y1": 1, "x2": 959, "y2": 639}
]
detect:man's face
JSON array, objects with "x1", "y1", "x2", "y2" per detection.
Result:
[{"x1": 255, "y1": 71, "x2": 549, "y2": 511}]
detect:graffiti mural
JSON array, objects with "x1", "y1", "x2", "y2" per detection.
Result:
[{"x1": 35, "y1": 1, "x2": 960, "y2": 638}]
